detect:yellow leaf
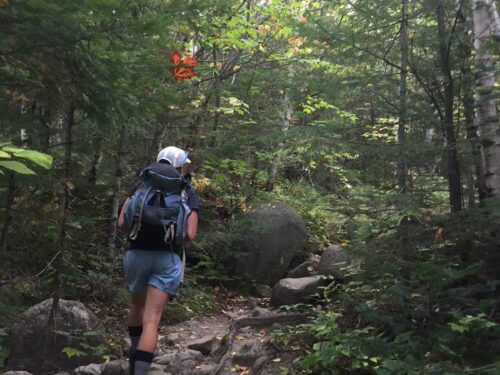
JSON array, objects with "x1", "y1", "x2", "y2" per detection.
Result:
[{"x1": 63, "y1": 180, "x2": 75, "y2": 190}]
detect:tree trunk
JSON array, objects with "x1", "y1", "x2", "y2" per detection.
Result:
[
  {"x1": 210, "y1": 46, "x2": 222, "y2": 148},
  {"x1": 472, "y1": 0, "x2": 500, "y2": 197},
  {"x1": 464, "y1": 60, "x2": 488, "y2": 202},
  {"x1": 437, "y1": 3, "x2": 463, "y2": 212},
  {"x1": 397, "y1": 0, "x2": 408, "y2": 194},
  {"x1": 108, "y1": 126, "x2": 125, "y2": 262},
  {"x1": 87, "y1": 132, "x2": 103, "y2": 187},
  {"x1": 0, "y1": 174, "x2": 16, "y2": 249},
  {"x1": 266, "y1": 92, "x2": 291, "y2": 192},
  {"x1": 48, "y1": 106, "x2": 74, "y2": 323}
]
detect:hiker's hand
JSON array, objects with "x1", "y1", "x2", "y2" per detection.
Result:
[{"x1": 117, "y1": 197, "x2": 130, "y2": 229}]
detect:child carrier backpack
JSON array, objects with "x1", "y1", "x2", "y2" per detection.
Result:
[{"x1": 123, "y1": 163, "x2": 191, "y2": 247}]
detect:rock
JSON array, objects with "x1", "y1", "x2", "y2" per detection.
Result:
[
  {"x1": 8, "y1": 299, "x2": 106, "y2": 373},
  {"x1": 163, "y1": 333, "x2": 181, "y2": 346},
  {"x1": 0, "y1": 372, "x2": 33, "y2": 375},
  {"x1": 74, "y1": 363, "x2": 102, "y2": 375},
  {"x1": 239, "y1": 326, "x2": 252, "y2": 334},
  {"x1": 317, "y1": 245, "x2": 353, "y2": 280},
  {"x1": 180, "y1": 364, "x2": 217, "y2": 375},
  {"x1": 232, "y1": 339, "x2": 262, "y2": 367},
  {"x1": 250, "y1": 356, "x2": 270, "y2": 375},
  {"x1": 101, "y1": 359, "x2": 128, "y2": 375},
  {"x1": 270, "y1": 323, "x2": 282, "y2": 331},
  {"x1": 154, "y1": 353, "x2": 173, "y2": 365},
  {"x1": 247, "y1": 297, "x2": 258, "y2": 309},
  {"x1": 286, "y1": 255, "x2": 320, "y2": 278},
  {"x1": 255, "y1": 285, "x2": 272, "y2": 298},
  {"x1": 272, "y1": 277, "x2": 322, "y2": 307},
  {"x1": 187, "y1": 335, "x2": 216, "y2": 355},
  {"x1": 148, "y1": 363, "x2": 168, "y2": 374},
  {"x1": 251, "y1": 307, "x2": 275, "y2": 318},
  {"x1": 235, "y1": 202, "x2": 308, "y2": 285},
  {"x1": 154, "y1": 349, "x2": 203, "y2": 367}
]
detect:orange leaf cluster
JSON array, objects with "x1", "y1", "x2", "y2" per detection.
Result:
[{"x1": 169, "y1": 51, "x2": 197, "y2": 81}]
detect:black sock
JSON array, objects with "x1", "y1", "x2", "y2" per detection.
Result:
[
  {"x1": 134, "y1": 349, "x2": 154, "y2": 375},
  {"x1": 128, "y1": 325, "x2": 143, "y2": 375}
]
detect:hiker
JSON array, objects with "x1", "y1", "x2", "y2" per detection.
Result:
[{"x1": 117, "y1": 146, "x2": 200, "y2": 375}]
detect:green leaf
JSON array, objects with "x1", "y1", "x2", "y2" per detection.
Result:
[
  {"x1": 61, "y1": 347, "x2": 86, "y2": 358},
  {"x1": 6, "y1": 149, "x2": 53, "y2": 169},
  {"x1": 0, "y1": 161, "x2": 36, "y2": 174},
  {"x1": 0, "y1": 151, "x2": 11, "y2": 158}
]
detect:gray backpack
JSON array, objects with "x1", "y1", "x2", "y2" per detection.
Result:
[{"x1": 123, "y1": 163, "x2": 191, "y2": 246}]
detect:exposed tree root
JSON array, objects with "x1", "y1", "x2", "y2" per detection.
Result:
[{"x1": 211, "y1": 312, "x2": 311, "y2": 375}]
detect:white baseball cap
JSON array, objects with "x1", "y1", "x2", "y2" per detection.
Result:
[{"x1": 156, "y1": 146, "x2": 191, "y2": 168}]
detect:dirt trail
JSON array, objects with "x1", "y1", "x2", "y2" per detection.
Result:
[{"x1": 148, "y1": 296, "x2": 305, "y2": 375}]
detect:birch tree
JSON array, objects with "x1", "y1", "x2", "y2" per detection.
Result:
[{"x1": 472, "y1": 0, "x2": 500, "y2": 197}]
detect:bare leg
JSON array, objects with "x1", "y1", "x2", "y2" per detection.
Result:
[
  {"x1": 127, "y1": 289, "x2": 147, "y2": 326},
  {"x1": 137, "y1": 285, "x2": 169, "y2": 353}
]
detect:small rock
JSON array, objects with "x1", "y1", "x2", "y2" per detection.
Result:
[
  {"x1": 154, "y1": 353, "x2": 174, "y2": 365},
  {"x1": 250, "y1": 356, "x2": 270, "y2": 375},
  {"x1": 287, "y1": 256, "x2": 320, "y2": 278},
  {"x1": 150, "y1": 363, "x2": 167, "y2": 372},
  {"x1": 317, "y1": 244, "x2": 353, "y2": 280},
  {"x1": 181, "y1": 364, "x2": 217, "y2": 375},
  {"x1": 270, "y1": 323, "x2": 282, "y2": 331},
  {"x1": 74, "y1": 363, "x2": 102, "y2": 375},
  {"x1": 247, "y1": 297, "x2": 258, "y2": 309},
  {"x1": 232, "y1": 339, "x2": 262, "y2": 367},
  {"x1": 101, "y1": 359, "x2": 128, "y2": 375},
  {"x1": 255, "y1": 285, "x2": 272, "y2": 298},
  {"x1": 122, "y1": 337, "x2": 131, "y2": 355},
  {"x1": 180, "y1": 359, "x2": 196, "y2": 369},
  {"x1": 272, "y1": 276, "x2": 322, "y2": 307},
  {"x1": 187, "y1": 335, "x2": 216, "y2": 355},
  {"x1": 164, "y1": 333, "x2": 181, "y2": 346},
  {"x1": 154, "y1": 349, "x2": 203, "y2": 366}
]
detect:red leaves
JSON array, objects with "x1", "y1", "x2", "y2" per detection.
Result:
[{"x1": 170, "y1": 51, "x2": 197, "y2": 81}]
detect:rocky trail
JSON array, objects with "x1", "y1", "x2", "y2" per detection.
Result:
[
  {"x1": 75, "y1": 296, "x2": 309, "y2": 375},
  {"x1": 1, "y1": 294, "x2": 311, "y2": 375}
]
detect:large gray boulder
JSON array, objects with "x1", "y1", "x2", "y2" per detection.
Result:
[
  {"x1": 8, "y1": 298, "x2": 106, "y2": 373},
  {"x1": 234, "y1": 202, "x2": 308, "y2": 285},
  {"x1": 317, "y1": 244, "x2": 354, "y2": 280}
]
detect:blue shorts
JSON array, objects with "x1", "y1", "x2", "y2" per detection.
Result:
[{"x1": 123, "y1": 250, "x2": 182, "y2": 296}]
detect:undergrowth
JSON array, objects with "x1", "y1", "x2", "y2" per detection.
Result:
[{"x1": 274, "y1": 204, "x2": 500, "y2": 375}]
